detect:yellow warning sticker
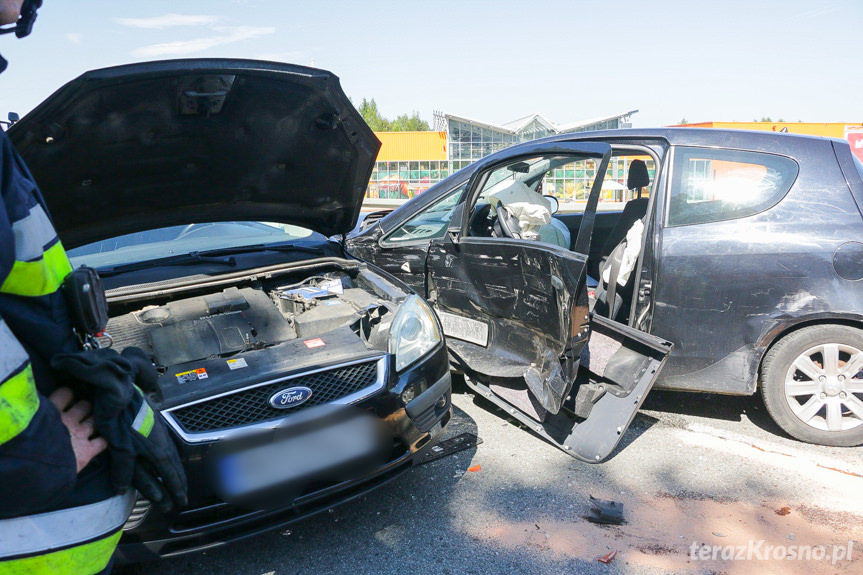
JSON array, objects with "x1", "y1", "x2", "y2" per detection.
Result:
[{"x1": 176, "y1": 368, "x2": 208, "y2": 384}]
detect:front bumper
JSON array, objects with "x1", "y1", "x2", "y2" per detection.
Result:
[{"x1": 116, "y1": 347, "x2": 451, "y2": 562}]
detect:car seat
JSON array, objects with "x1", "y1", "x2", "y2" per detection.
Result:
[
  {"x1": 599, "y1": 159, "x2": 650, "y2": 258},
  {"x1": 593, "y1": 159, "x2": 651, "y2": 322}
]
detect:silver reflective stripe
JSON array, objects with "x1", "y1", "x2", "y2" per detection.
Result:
[
  {"x1": 0, "y1": 320, "x2": 28, "y2": 381},
  {"x1": 11, "y1": 204, "x2": 57, "y2": 263},
  {"x1": 0, "y1": 491, "x2": 135, "y2": 557},
  {"x1": 131, "y1": 401, "x2": 149, "y2": 432}
]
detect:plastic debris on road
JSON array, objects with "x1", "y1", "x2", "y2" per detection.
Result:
[
  {"x1": 598, "y1": 549, "x2": 617, "y2": 564},
  {"x1": 468, "y1": 464, "x2": 481, "y2": 472},
  {"x1": 421, "y1": 433, "x2": 483, "y2": 464},
  {"x1": 588, "y1": 495, "x2": 624, "y2": 525}
]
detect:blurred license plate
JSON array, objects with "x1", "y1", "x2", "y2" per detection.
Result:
[{"x1": 214, "y1": 409, "x2": 387, "y2": 506}]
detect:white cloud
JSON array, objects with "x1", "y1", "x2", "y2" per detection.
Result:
[
  {"x1": 64, "y1": 33, "x2": 83, "y2": 44},
  {"x1": 132, "y1": 26, "x2": 276, "y2": 58},
  {"x1": 116, "y1": 14, "x2": 220, "y2": 30}
]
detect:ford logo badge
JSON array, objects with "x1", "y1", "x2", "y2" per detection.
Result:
[{"x1": 268, "y1": 386, "x2": 313, "y2": 409}]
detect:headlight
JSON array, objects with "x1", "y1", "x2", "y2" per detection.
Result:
[{"x1": 388, "y1": 295, "x2": 441, "y2": 372}]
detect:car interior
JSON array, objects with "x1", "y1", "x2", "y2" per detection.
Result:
[{"x1": 465, "y1": 152, "x2": 655, "y2": 325}]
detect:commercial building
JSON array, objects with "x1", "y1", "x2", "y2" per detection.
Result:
[
  {"x1": 367, "y1": 110, "x2": 638, "y2": 200},
  {"x1": 367, "y1": 115, "x2": 863, "y2": 205}
]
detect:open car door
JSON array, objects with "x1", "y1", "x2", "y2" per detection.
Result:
[{"x1": 426, "y1": 140, "x2": 673, "y2": 462}]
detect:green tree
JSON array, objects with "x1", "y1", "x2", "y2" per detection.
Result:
[
  {"x1": 356, "y1": 98, "x2": 430, "y2": 132},
  {"x1": 678, "y1": 117, "x2": 687, "y2": 124},
  {"x1": 358, "y1": 98, "x2": 391, "y2": 131},
  {"x1": 390, "y1": 112, "x2": 430, "y2": 131}
]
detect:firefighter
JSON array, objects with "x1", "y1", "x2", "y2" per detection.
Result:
[{"x1": 0, "y1": 2, "x2": 187, "y2": 573}]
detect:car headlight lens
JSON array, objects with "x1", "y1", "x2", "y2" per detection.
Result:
[{"x1": 389, "y1": 295, "x2": 441, "y2": 372}]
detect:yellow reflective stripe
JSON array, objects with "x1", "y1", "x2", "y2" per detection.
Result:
[
  {"x1": 0, "y1": 241, "x2": 72, "y2": 297},
  {"x1": 132, "y1": 401, "x2": 154, "y2": 438},
  {"x1": 0, "y1": 529, "x2": 121, "y2": 575},
  {"x1": 0, "y1": 364, "x2": 38, "y2": 445}
]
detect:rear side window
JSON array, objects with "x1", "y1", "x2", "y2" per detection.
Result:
[{"x1": 668, "y1": 147, "x2": 798, "y2": 227}]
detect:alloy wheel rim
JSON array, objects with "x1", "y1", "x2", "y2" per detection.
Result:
[{"x1": 783, "y1": 342, "x2": 863, "y2": 432}]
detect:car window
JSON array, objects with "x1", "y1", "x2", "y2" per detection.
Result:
[
  {"x1": 540, "y1": 154, "x2": 654, "y2": 212},
  {"x1": 667, "y1": 147, "x2": 798, "y2": 227},
  {"x1": 382, "y1": 183, "x2": 467, "y2": 244}
]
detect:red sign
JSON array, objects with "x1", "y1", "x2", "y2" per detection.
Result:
[{"x1": 845, "y1": 127, "x2": 863, "y2": 162}]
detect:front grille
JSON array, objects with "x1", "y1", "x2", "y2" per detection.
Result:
[{"x1": 168, "y1": 358, "x2": 382, "y2": 434}]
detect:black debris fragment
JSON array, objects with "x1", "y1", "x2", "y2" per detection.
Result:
[{"x1": 588, "y1": 495, "x2": 624, "y2": 525}]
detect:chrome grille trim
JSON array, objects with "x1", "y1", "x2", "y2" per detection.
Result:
[
  {"x1": 122, "y1": 495, "x2": 152, "y2": 531},
  {"x1": 161, "y1": 355, "x2": 388, "y2": 443}
]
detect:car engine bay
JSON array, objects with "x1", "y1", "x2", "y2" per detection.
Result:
[{"x1": 103, "y1": 269, "x2": 401, "y2": 409}]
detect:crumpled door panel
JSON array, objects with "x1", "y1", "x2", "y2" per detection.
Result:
[{"x1": 464, "y1": 315, "x2": 672, "y2": 462}]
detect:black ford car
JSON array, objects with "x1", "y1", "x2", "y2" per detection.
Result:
[
  {"x1": 9, "y1": 60, "x2": 460, "y2": 560},
  {"x1": 349, "y1": 128, "x2": 863, "y2": 448}
]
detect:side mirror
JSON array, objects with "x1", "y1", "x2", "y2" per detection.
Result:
[
  {"x1": 446, "y1": 203, "x2": 465, "y2": 244},
  {"x1": 7, "y1": 112, "x2": 19, "y2": 125},
  {"x1": 543, "y1": 194, "x2": 560, "y2": 214}
]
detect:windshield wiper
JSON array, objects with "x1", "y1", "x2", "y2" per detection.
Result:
[
  {"x1": 187, "y1": 243, "x2": 325, "y2": 258},
  {"x1": 97, "y1": 242, "x2": 325, "y2": 277},
  {"x1": 99, "y1": 252, "x2": 238, "y2": 277}
]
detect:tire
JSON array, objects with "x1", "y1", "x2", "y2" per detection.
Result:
[{"x1": 760, "y1": 325, "x2": 863, "y2": 447}]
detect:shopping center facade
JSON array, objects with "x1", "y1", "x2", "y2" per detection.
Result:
[
  {"x1": 367, "y1": 110, "x2": 638, "y2": 200},
  {"x1": 366, "y1": 115, "x2": 863, "y2": 205}
]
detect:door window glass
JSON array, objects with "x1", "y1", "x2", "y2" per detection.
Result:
[
  {"x1": 668, "y1": 147, "x2": 798, "y2": 226},
  {"x1": 383, "y1": 184, "x2": 467, "y2": 244},
  {"x1": 542, "y1": 154, "x2": 655, "y2": 209}
]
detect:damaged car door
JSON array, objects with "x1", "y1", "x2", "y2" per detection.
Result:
[{"x1": 426, "y1": 141, "x2": 673, "y2": 462}]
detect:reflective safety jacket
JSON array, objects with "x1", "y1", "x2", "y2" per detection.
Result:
[{"x1": 0, "y1": 130, "x2": 129, "y2": 574}]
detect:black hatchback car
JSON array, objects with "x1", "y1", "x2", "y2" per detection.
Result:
[
  {"x1": 348, "y1": 128, "x2": 863, "y2": 448},
  {"x1": 9, "y1": 60, "x2": 461, "y2": 561}
]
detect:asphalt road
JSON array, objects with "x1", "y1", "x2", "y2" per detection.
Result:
[{"x1": 118, "y1": 377, "x2": 863, "y2": 575}]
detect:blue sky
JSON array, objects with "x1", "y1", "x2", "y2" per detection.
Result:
[{"x1": 0, "y1": 0, "x2": 859, "y2": 128}]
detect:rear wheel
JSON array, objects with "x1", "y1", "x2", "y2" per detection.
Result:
[{"x1": 760, "y1": 325, "x2": 863, "y2": 447}]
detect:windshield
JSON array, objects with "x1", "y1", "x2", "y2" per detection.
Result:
[{"x1": 67, "y1": 222, "x2": 324, "y2": 269}]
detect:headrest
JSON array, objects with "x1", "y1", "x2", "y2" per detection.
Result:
[{"x1": 627, "y1": 159, "x2": 650, "y2": 190}]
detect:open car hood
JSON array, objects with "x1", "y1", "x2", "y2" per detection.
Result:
[{"x1": 8, "y1": 59, "x2": 381, "y2": 246}]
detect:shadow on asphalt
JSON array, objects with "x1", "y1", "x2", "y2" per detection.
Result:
[{"x1": 640, "y1": 388, "x2": 791, "y2": 440}]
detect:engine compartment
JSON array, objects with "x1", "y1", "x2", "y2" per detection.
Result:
[{"x1": 104, "y1": 268, "x2": 401, "y2": 408}]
